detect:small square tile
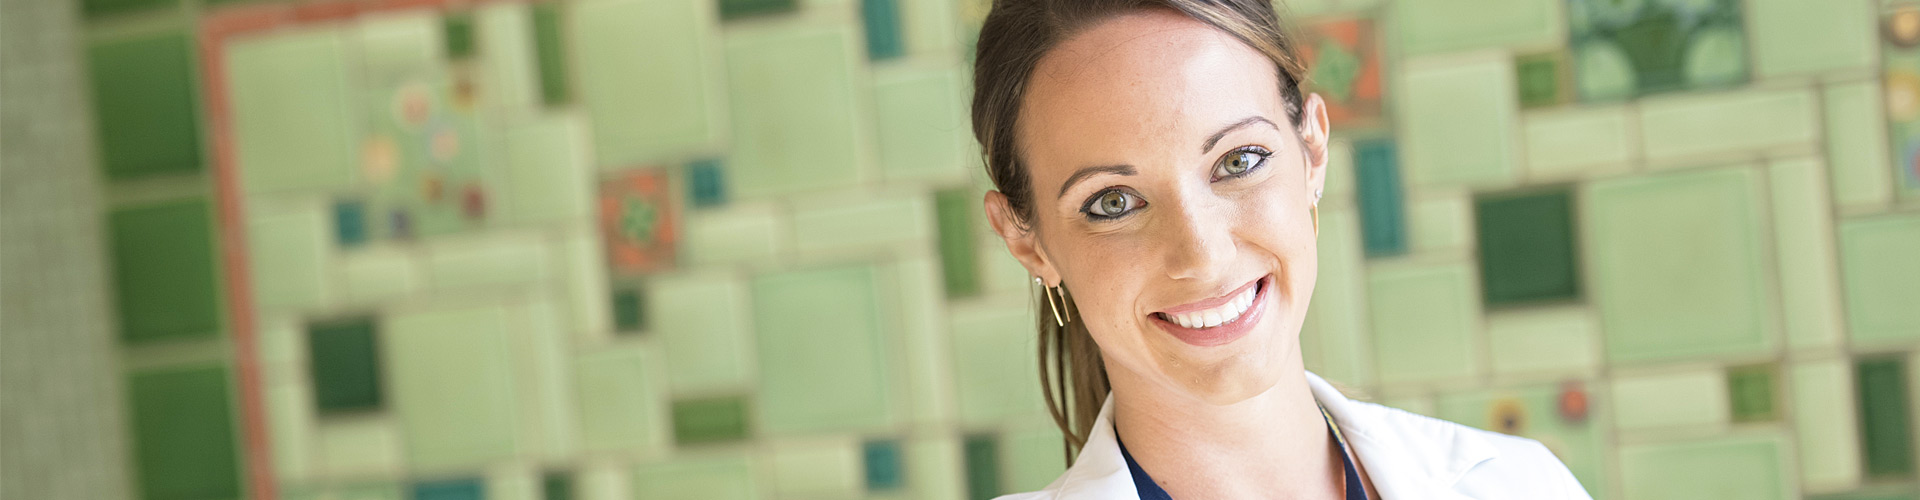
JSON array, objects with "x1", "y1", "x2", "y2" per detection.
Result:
[
  {"x1": 598, "y1": 168, "x2": 677, "y2": 276},
  {"x1": 129, "y1": 365, "x2": 241, "y2": 500},
  {"x1": 1858, "y1": 356, "x2": 1915, "y2": 479},
  {"x1": 1353, "y1": 138, "x2": 1406, "y2": 257},
  {"x1": 720, "y1": 0, "x2": 796, "y2": 20},
  {"x1": 752, "y1": 265, "x2": 895, "y2": 434},
  {"x1": 963, "y1": 434, "x2": 1000, "y2": 500},
  {"x1": 444, "y1": 12, "x2": 476, "y2": 60},
  {"x1": 308, "y1": 317, "x2": 384, "y2": 413},
  {"x1": 335, "y1": 200, "x2": 370, "y2": 247},
  {"x1": 688, "y1": 159, "x2": 727, "y2": 208},
  {"x1": 227, "y1": 27, "x2": 359, "y2": 194},
  {"x1": 1398, "y1": 53, "x2": 1517, "y2": 187},
  {"x1": 1515, "y1": 52, "x2": 1565, "y2": 108},
  {"x1": 532, "y1": 2, "x2": 569, "y2": 105},
  {"x1": 874, "y1": 68, "x2": 969, "y2": 182},
  {"x1": 386, "y1": 306, "x2": 519, "y2": 470},
  {"x1": 861, "y1": 0, "x2": 905, "y2": 60},
  {"x1": 1727, "y1": 364, "x2": 1778, "y2": 423},
  {"x1": 413, "y1": 478, "x2": 483, "y2": 500},
  {"x1": 88, "y1": 31, "x2": 201, "y2": 180},
  {"x1": 725, "y1": 26, "x2": 864, "y2": 197},
  {"x1": 575, "y1": 346, "x2": 667, "y2": 452},
  {"x1": 936, "y1": 188, "x2": 982, "y2": 298},
  {"x1": 541, "y1": 471, "x2": 571, "y2": 500},
  {"x1": 671, "y1": 395, "x2": 749, "y2": 445},
  {"x1": 653, "y1": 272, "x2": 753, "y2": 393},
  {"x1": 611, "y1": 284, "x2": 646, "y2": 334},
  {"x1": 111, "y1": 199, "x2": 221, "y2": 344},
  {"x1": 864, "y1": 439, "x2": 904, "y2": 491},
  {"x1": 1475, "y1": 188, "x2": 1579, "y2": 306},
  {"x1": 1368, "y1": 264, "x2": 1481, "y2": 384},
  {"x1": 573, "y1": 0, "x2": 723, "y2": 166},
  {"x1": 1619, "y1": 435, "x2": 1788, "y2": 500},
  {"x1": 1839, "y1": 214, "x2": 1920, "y2": 344}
]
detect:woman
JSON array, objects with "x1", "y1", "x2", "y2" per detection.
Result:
[{"x1": 970, "y1": 1, "x2": 1592, "y2": 498}]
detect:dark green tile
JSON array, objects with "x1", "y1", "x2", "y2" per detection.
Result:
[
  {"x1": 1727, "y1": 364, "x2": 1777, "y2": 422},
  {"x1": 613, "y1": 285, "x2": 646, "y2": 333},
  {"x1": 531, "y1": 2, "x2": 569, "y2": 105},
  {"x1": 82, "y1": 0, "x2": 177, "y2": 19},
  {"x1": 1859, "y1": 356, "x2": 1915, "y2": 479},
  {"x1": 88, "y1": 31, "x2": 202, "y2": 180},
  {"x1": 1354, "y1": 138, "x2": 1406, "y2": 257},
  {"x1": 1516, "y1": 52, "x2": 1563, "y2": 108},
  {"x1": 719, "y1": 0, "x2": 796, "y2": 20},
  {"x1": 935, "y1": 188, "x2": 981, "y2": 298},
  {"x1": 964, "y1": 433, "x2": 1000, "y2": 500},
  {"x1": 860, "y1": 0, "x2": 904, "y2": 60},
  {"x1": 110, "y1": 199, "x2": 221, "y2": 344},
  {"x1": 444, "y1": 11, "x2": 476, "y2": 60},
  {"x1": 308, "y1": 317, "x2": 383, "y2": 413},
  {"x1": 671, "y1": 395, "x2": 749, "y2": 444},
  {"x1": 541, "y1": 472, "x2": 572, "y2": 500},
  {"x1": 1475, "y1": 188, "x2": 1580, "y2": 306},
  {"x1": 128, "y1": 365, "x2": 240, "y2": 500},
  {"x1": 413, "y1": 478, "x2": 482, "y2": 500}
]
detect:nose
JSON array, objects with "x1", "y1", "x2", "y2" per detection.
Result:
[{"x1": 1160, "y1": 194, "x2": 1237, "y2": 282}]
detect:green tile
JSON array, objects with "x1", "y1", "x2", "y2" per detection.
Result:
[
  {"x1": 1769, "y1": 158, "x2": 1847, "y2": 349},
  {"x1": 424, "y1": 233, "x2": 549, "y2": 289},
  {"x1": 1486, "y1": 307, "x2": 1599, "y2": 376},
  {"x1": 719, "y1": 0, "x2": 795, "y2": 20},
  {"x1": 1354, "y1": 138, "x2": 1407, "y2": 257},
  {"x1": 670, "y1": 396, "x2": 748, "y2": 445},
  {"x1": 227, "y1": 27, "x2": 358, "y2": 194},
  {"x1": 1434, "y1": 384, "x2": 1606, "y2": 499},
  {"x1": 413, "y1": 478, "x2": 482, "y2": 500},
  {"x1": 110, "y1": 199, "x2": 220, "y2": 344},
  {"x1": 1586, "y1": 168, "x2": 1773, "y2": 362},
  {"x1": 248, "y1": 203, "x2": 330, "y2": 311},
  {"x1": 532, "y1": 2, "x2": 569, "y2": 105},
  {"x1": 1398, "y1": 53, "x2": 1517, "y2": 187},
  {"x1": 357, "y1": 13, "x2": 444, "y2": 87},
  {"x1": 477, "y1": 2, "x2": 543, "y2": 114},
  {"x1": 790, "y1": 193, "x2": 931, "y2": 255},
  {"x1": 632, "y1": 455, "x2": 758, "y2": 500},
  {"x1": 751, "y1": 265, "x2": 894, "y2": 434},
  {"x1": 1612, "y1": 368, "x2": 1729, "y2": 430},
  {"x1": 1638, "y1": 88, "x2": 1818, "y2": 164},
  {"x1": 1393, "y1": 0, "x2": 1562, "y2": 55},
  {"x1": 317, "y1": 417, "x2": 404, "y2": 477},
  {"x1": 963, "y1": 434, "x2": 1000, "y2": 500},
  {"x1": 1825, "y1": 82, "x2": 1895, "y2": 209},
  {"x1": 1748, "y1": 0, "x2": 1876, "y2": 77},
  {"x1": 444, "y1": 12, "x2": 476, "y2": 60},
  {"x1": 682, "y1": 204, "x2": 785, "y2": 265},
  {"x1": 88, "y1": 31, "x2": 201, "y2": 180},
  {"x1": 950, "y1": 305, "x2": 1045, "y2": 426},
  {"x1": 1858, "y1": 356, "x2": 1915, "y2": 479},
  {"x1": 386, "y1": 305, "x2": 518, "y2": 471},
  {"x1": 874, "y1": 68, "x2": 969, "y2": 182},
  {"x1": 542, "y1": 471, "x2": 572, "y2": 500},
  {"x1": 309, "y1": 317, "x2": 384, "y2": 413},
  {"x1": 1407, "y1": 195, "x2": 1470, "y2": 252},
  {"x1": 907, "y1": 435, "x2": 967, "y2": 500},
  {"x1": 768, "y1": 440, "x2": 862, "y2": 498},
  {"x1": 1002, "y1": 426, "x2": 1068, "y2": 493},
  {"x1": 574, "y1": 345, "x2": 667, "y2": 452},
  {"x1": 1515, "y1": 52, "x2": 1565, "y2": 108},
  {"x1": 502, "y1": 117, "x2": 592, "y2": 223},
  {"x1": 652, "y1": 272, "x2": 753, "y2": 393},
  {"x1": 573, "y1": 0, "x2": 722, "y2": 167},
  {"x1": 612, "y1": 283, "x2": 646, "y2": 333},
  {"x1": 1839, "y1": 215, "x2": 1920, "y2": 344},
  {"x1": 1368, "y1": 264, "x2": 1480, "y2": 384},
  {"x1": 82, "y1": 0, "x2": 175, "y2": 18},
  {"x1": 1619, "y1": 435, "x2": 1789, "y2": 500},
  {"x1": 1522, "y1": 105, "x2": 1635, "y2": 179},
  {"x1": 861, "y1": 0, "x2": 905, "y2": 60},
  {"x1": 1475, "y1": 188, "x2": 1579, "y2": 306},
  {"x1": 1727, "y1": 364, "x2": 1778, "y2": 423},
  {"x1": 1791, "y1": 360, "x2": 1864, "y2": 490},
  {"x1": 936, "y1": 188, "x2": 982, "y2": 298},
  {"x1": 864, "y1": 439, "x2": 904, "y2": 491},
  {"x1": 725, "y1": 26, "x2": 863, "y2": 198},
  {"x1": 128, "y1": 365, "x2": 240, "y2": 500},
  {"x1": 340, "y1": 248, "x2": 420, "y2": 304},
  {"x1": 1569, "y1": 0, "x2": 1751, "y2": 98},
  {"x1": 1303, "y1": 209, "x2": 1374, "y2": 386}
]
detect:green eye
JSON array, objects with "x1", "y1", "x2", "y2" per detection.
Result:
[
  {"x1": 1214, "y1": 147, "x2": 1271, "y2": 178},
  {"x1": 1085, "y1": 189, "x2": 1143, "y2": 219}
]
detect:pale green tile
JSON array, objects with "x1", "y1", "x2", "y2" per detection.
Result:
[
  {"x1": 573, "y1": 0, "x2": 722, "y2": 167},
  {"x1": 632, "y1": 455, "x2": 758, "y2": 500},
  {"x1": 227, "y1": 27, "x2": 358, "y2": 194},
  {"x1": 556, "y1": 228, "x2": 613, "y2": 340},
  {"x1": 1638, "y1": 89, "x2": 1818, "y2": 163},
  {"x1": 1398, "y1": 53, "x2": 1518, "y2": 187},
  {"x1": 504, "y1": 301, "x2": 578, "y2": 460},
  {"x1": 1322, "y1": 140, "x2": 1357, "y2": 206},
  {"x1": 1407, "y1": 194, "x2": 1470, "y2": 252},
  {"x1": 1394, "y1": 0, "x2": 1563, "y2": 55},
  {"x1": 575, "y1": 345, "x2": 668, "y2": 452},
  {"x1": 767, "y1": 440, "x2": 862, "y2": 499},
  {"x1": 248, "y1": 203, "x2": 331, "y2": 311},
  {"x1": 883, "y1": 257, "x2": 956, "y2": 425},
  {"x1": 1791, "y1": 359, "x2": 1863, "y2": 491},
  {"x1": 901, "y1": 0, "x2": 960, "y2": 57},
  {"x1": 484, "y1": 466, "x2": 540, "y2": 500},
  {"x1": 1748, "y1": 0, "x2": 1876, "y2": 78},
  {"x1": 1434, "y1": 384, "x2": 1607, "y2": 498},
  {"x1": 1486, "y1": 306, "x2": 1600, "y2": 377},
  {"x1": 1619, "y1": 435, "x2": 1789, "y2": 500},
  {"x1": 1768, "y1": 158, "x2": 1847, "y2": 349},
  {"x1": 790, "y1": 194, "x2": 931, "y2": 255},
  {"x1": 1586, "y1": 167, "x2": 1774, "y2": 362},
  {"x1": 1367, "y1": 264, "x2": 1480, "y2": 384},
  {"x1": 385, "y1": 305, "x2": 519, "y2": 471},
  {"x1": 355, "y1": 13, "x2": 444, "y2": 87},
  {"x1": 502, "y1": 117, "x2": 593, "y2": 224},
  {"x1": 338, "y1": 247, "x2": 420, "y2": 305},
  {"x1": 425, "y1": 234, "x2": 549, "y2": 290},
  {"x1": 949, "y1": 304, "x2": 1045, "y2": 426},
  {"x1": 874, "y1": 67, "x2": 969, "y2": 182},
  {"x1": 316, "y1": 417, "x2": 404, "y2": 478},
  {"x1": 908, "y1": 435, "x2": 966, "y2": 500},
  {"x1": 1825, "y1": 81, "x2": 1896, "y2": 209},
  {"x1": 682, "y1": 204, "x2": 785, "y2": 266},
  {"x1": 1611, "y1": 369, "x2": 1729, "y2": 430},
  {"x1": 1304, "y1": 209, "x2": 1373, "y2": 386},
  {"x1": 267, "y1": 380, "x2": 315, "y2": 482},
  {"x1": 1002, "y1": 426, "x2": 1067, "y2": 493},
  {"x1": 476, "y1": 3, "x2": 541, "y2": 116},
  {"x1": 1522, "y1": 105, "x2": 1636, "y2": 179},
  {"x1": 1839, "y1": 214, "x2": 1920, "y2": 344},
  {"x1": 752, "y1": 265, "x2": 895, "y2": 434},
  {"x1": 652, "y1": 272, "x2": 754, "y2": 394},
  {"x1": 724, "y1": 26, "x2": 864, "y2": 197}
]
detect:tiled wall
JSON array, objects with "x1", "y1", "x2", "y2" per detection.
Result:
[{"x1": 19, "y1": 0, "x2": 1920, "y2": 498}]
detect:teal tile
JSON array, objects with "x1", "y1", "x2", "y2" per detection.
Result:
[
  {"x1": 82, "y1": 0, "x2": 175, "y2": 18},
  {"x1": 751, "y1": 265, "x2": 894, "y2": 433},
  {"x1": 1839, "y1": 215, "x2": 1920, "y2": 344},
  {"x1": 1858, "y1": 356, "x2": 1915, "y2": 479},
  {"x1": 532, "y1": 2, "x2": 569, "y2": 105},
  {"x1": 632, "y1": 455, "x2": 758, "y2": 500},
  {"x1": 129, "y1": 365, "x2": 240, "y2": 500},
  {"x1": 1515, "y1": 52, "x2": 1566, "y2": 108},
  {"x1": 110, "y1": 199, "x2": 220, "y2": 344},
  {"x1": 1368, "y1": 264, "x2": 1481, "y2": 384},
  {"x1": 227, "y1": 27, "x2": 358, "y2": 194},
  {"x1": 413, "y1": 479, "x2": 482, "y2": 500},
  {"x1": 1727, "y1": 364, "x2": 1778, "y2": 423},
  {"x1": 688, "y1": 159, "x2": 726, "y2": 207},
  {"x1": 1619, "y1": 435, "x2": 1788, "y2": 500},
  {"x1": 573, "y1": 0, "x2": 722, "y2": 167},
  {"x1": 963, "y1": 434, "x2": 1000, "y2": 500},
  {"x1": 1586, "y1": 168, "x2": 1773, "y2": 362},
  {"x1": 861, "y1": 0, "x2": 904, "y2": 60},
  {"x1": 386, "y1": 305, "x2": 519, "y2": 470},
  {"x1": 1394, "y1": 0, "x2": 1562, "y2": 55},
  {"x1": 1354, "y1": 138, "x2": 1406, "y2": 257},
  {"x1": 1435, "y1": 384, "x2": 1606, "y2": 499},
  {"x1": 309, "y1": 317, "x2": 384, "y2": 413},
  {"x1": 936, "y1": 188, "x2": 981, "y2": 298},
  {"x1": 1398, "y1": 53, "x2": 1517, "y2": 187},
  {"x1": 652, "y1": 272, "x2": 753, "y2": 393},
  {"x1": 1475, "y1": 188, "x2": 1580, "y2": 306},
  {"x1": 1748, "y1": 0, "x2": 1876, "y2": 77},
  {"x1": 88, "y1": 31, "x2": 201, "y2": 180},
  {"x1": 874, "y1": 68, "x2": 969, "y2": 182},
  {"x1": 574, "y1": 345, "x2": 667, "y2": 452},
  {"x1": 865, "y1": 439, "x2": 904, "y2": 491},
  {"x1": 670, "y1": 396, "x2": 749, "y2": 445},
  {"x1": 725, "y1": 26, "x2": 863, "y2": 198},
  {"x1": 719, "y1": 0, "x2": 795, "y2": 20}
]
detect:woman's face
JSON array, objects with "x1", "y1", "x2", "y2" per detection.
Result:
[{"x1": 986, "y1": 10, "x2": 1330, "y2": 405}]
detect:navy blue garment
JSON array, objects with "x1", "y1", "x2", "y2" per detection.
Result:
[{"x1": 1116, "y1": 405, "x2": 1369, "y2": 500}]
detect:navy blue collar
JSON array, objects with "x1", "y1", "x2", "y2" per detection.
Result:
[{"x1": 1116, "y1": 406, "x2": 1368, "y2": 500}]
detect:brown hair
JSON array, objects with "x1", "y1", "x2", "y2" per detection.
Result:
[{"x1": 968, "y1": 0, "x2": 1312, "y2": 460}]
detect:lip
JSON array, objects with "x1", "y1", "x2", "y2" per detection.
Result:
[{"x1": 1150, "y1": 274, "x2": 1273, "y2": 347}]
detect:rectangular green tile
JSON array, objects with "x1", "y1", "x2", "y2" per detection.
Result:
[
  {"x1": 719, "y1": 0, "x2": 795, "y2": 19},
  {"x1": 1475, "y1": 188, "x2": 1579, "y2": 306},
  {"x1": 1354, "y1": 138, "x2": 1407, "y2": 257},
  {"x1": 936, "y1": 188, "x2": 982, "y2": 298},
  {"x1": 424, "y1": 233, "x2": 549, "y2": 290},
  {"x1": 1769, "y1": 158, "x2": 1847, "y2": 349},
  {"x1": 357, "y1": 13, "x2": 443, "y2": 87},
  {"x1": 861, "y1": 0, "x2": 905, "y2": 60},
  {"x1": 110, "y1": 199, "x2": 221, "y2": 344},
  {"x1": 652, "y1": 272, "x2": 753, "y2": 393},
  {"x1": 1638, "y1": 88, "x2": 1818, "y2": 164},
  {"x1": 1858, "y1": 356, "x2": 1915, "y2": 479},
  {"x1": 790, "y1": 194, "x2": 931, "y2": 255},
  {"x1": 768, "y1": 440, "x2": 862, "y2": 498},
  {"x1": 476, "y1": 2, "x2": 542, "y2": 114},
  {"x1": 751, "y1": 265, "x2": 894, "y2": 434},
  {"x1": 949, "y1": 305, "x2": 1044, "y2": 426},
  {"x1": 574, "y1": 345, "x2": 667, "y2": 452},
  {"x1": 316, "y1": 416, "x2": 404, "y2": 477},
  {"x1": 1407, "y1": 194, "x2": 1470, "y2": 252},
  {"x1": 1368, "y1": 264, "x2": 1480, "y2": 384},
  {"x1": 1612, "y1": 368, "x2": 1729, "y2": 430},
  {"x1": 1619, "y1": 435, "x2": 1789, "y2": 500},
  {"x1": 1304, "y1": 209, "x2": 1374, "y2": 386},
  {"x1": 964, "y1": 434, "x2": 1001, "y2": 500},
  {"x1": 1748, "y1": 0, "x2": 1877, "y2": 77},
  {"x1": 1825, "y1": 82, "x2": 1895, "y2": 209},
  {"x1": 1727, "y1": 364, "x2": 1778, "y2": 423},
  {"x1": 226, "y1": 27, "x2": 358, "y2": 194},
  {"x1": 573, "y1": 0, "x2": 722, "y2": 167},
  {"x1": 82, "y1": 0, "x2": 176, "y2": 18},
  {"x1": 88, "y1": 31, "x2": 201, "y2": 180},
  {"x1": 1839, "y1": 214, "x2": 1920, "y2": 344},
  {"x1": 501, "y1": 117, "x2": 592, "y2": 223},
  {"x1": 247, "y1": 202, "x2": 330, "y2": 311},
  {"x1": 669, "y1": 396, "x2": 749, "y2": 445},
  {"x1": 681, "y1": 204, "x2": 785, "y2": 265},
  {"x1": 129, "y1": 365, "x2": 240, "y2": 500},
  {"x1": 443, "y1": 11, "x2": 476, "y2": 60},
  {"x1": 614, "y1": 283, "x2": 649, "y2": 334},
  {"x1": 542, "y1": 471, "x2": 572, "y2": 500},
  {"x1": 725, "y1": 25, "x2": 863, "y2": 197},
  {"x1": 386, "y1": 305, "x2": 519, "y2": 471},
  {"x1": 632, "y1": 455, "x2": 758, "y2": 500},
  {"x1": 532, "y1": 2, "x2": 569, "y2": 105},
  {"x1": 1486, "y1": 307, "x2": 1599, "y2": 376},
  {"x1": 309, "y1": 317, "x2": 384, "y2": 413},
  {"x1": 1393, "y1": 0, "x2": 1562, "y2": 55},
  {"x1": 1398, "y1": 53, "x2": 1517, "y2": 187},
  {"x1": 1522, "y1": 105, "x2": 1635, "y2": 179},
  {"x1": 1002, "y1": 426, "x2": 1068, "y2": 493},
  {"x1": 874, "y1": 68, "x2": 969, "y2": 182},
  {"x1": 1792, "y1": 359, "x2": 1863, "y2": 490}
]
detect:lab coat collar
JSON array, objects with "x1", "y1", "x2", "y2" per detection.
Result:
[{"x1": 1027, "y1": 371, "x2": 1499, "y2": 499}]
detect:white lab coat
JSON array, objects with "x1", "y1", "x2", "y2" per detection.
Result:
[{"x1": 995, "y1": 371, "x2": 1593, "y2": 499}]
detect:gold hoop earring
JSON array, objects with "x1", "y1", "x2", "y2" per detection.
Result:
[
  {"x1": 1312, "y1": 188, "x2": 1322, "y2": 237},
  {"x1": 1035, "y1": 276, "x2": 1065, "y2": 327}
]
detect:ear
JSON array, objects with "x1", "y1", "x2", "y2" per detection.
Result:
[
  {"x1": 1298, "y1": 93, "x2": 1331, "y2": 201},
  {"x1": 983, "y1": 190, "x2": 1059, "y2": 285}
]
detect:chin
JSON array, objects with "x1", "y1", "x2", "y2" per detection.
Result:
[{"x1": 1165, "y1": 322, "x2": 1298, "y2": 406}]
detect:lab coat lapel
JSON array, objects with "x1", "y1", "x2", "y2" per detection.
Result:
[{"x1": 1306, "y1": 371, "x2": 1497, "y2": 500}]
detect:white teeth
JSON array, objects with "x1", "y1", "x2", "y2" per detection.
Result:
[{"x1": 1164, "y1": 282, "x2": 1259, "y2": 329}]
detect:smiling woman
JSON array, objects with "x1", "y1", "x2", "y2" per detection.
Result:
[{"x1": 969, "y1": 1, "x2": 1591, "y2": 499}]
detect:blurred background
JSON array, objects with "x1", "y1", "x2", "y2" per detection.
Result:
[{"x1": 1, "y1": 0, "x2": 1917, "y2": 498}]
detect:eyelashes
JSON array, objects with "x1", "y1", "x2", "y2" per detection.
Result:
[{"x1": 1078, "y1": 145, "x2": 1275, "y2": 221}]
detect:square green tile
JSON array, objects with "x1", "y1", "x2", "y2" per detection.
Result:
[
  {"x1": 652, "y1": 273, "x2": 753, "y2": 394},
  {"x1": 309, "y1": 317, "x2": 384, "y2": 413},
  {"x1": 1368, "y1": 264, "x2": 1481, "y2": 384},
  {"x1": 572, "y1": 0, "x2": 722, "y2": 167},
  {"x1": 110, "y1": 199, "x2": 221, "y2": 344},
  {"x1": 1398, "y1": 54, "x2": 1517, "y2": 187},
  {"x1": 874, "y1": 68, "x2": 969, "y2": 182},
  {"x1": 725, "y1": 26, "x2": 863, "y2": 198},
  {"x1": 935, "y1": 188, "x2": 981, "y2": 298},
  {"x1": 1747, "y1": 0, "x2": 1876, "y2": 77},
  {"x1": 1858, "y1": 356, "x2": 1915, "y2": 479},
  {"x1": 226, "y1": 27, "x2": 358, "y2": 194},
  {"x1": 542, "y1": 471, "x2": 572, "y2": 500},
  {"x1": 1727, "y1": 364, "x2": 1777, "y2": 423},
  {"x1": 1475, "y1": 188, "x2": 1580, "y2": 306},
  {"x1": 632, "y1": 455, "x2": 758, "y2": 500},
  {"x1": 1585, "y1": 167, "x2": 1773, "y2": 362},
  {"x1": 751, "y1": 265, "x2": 894, "y2": 434},
  {"x1": 385, "y1": 306, "x2": 519, "y2": 471},
  {"x1": 502, "y1": 118, "x2": 592, "y2": 223},
  {"x1": 719, "y1": 0, "x2": 796, "y2": 20},
  {"x1": 128, "y1": 365, "x2": 241, "y2": 500},
  {"x1": 574, "y1": 346, "x2": 667, "y2": 452},
  {"x1": 1394, "y1": 0, "x2": 1562, "y2": 55},
  {"x1": 532, "y1": 2, "x2": 569, "y2": 106},
  {"x1": 1619, "y1": 435, "x2": 1789, "y2": 500},
  {"x1": 612, "y1": 284, "x2": 646, "y2": 333},
  {"x1": 1515, "y1": 52, "x2": 1564, "y2": 108},
  {"x1": 444, "y1": 12, "x2": 476, "y2": 60},
  {"x1": 949, "y1": 306, "x2": 1045, "y2": 426},
  {"x1": 88, "y1": 31, "x2": 202, "y2": 180},
  {"x1": 671, "y1": 395, "x2": 749, "y2": 445},
  {"x1": 1434, "y1": 384, "x2": 1606, "y2": 499},
  {"x1": 1839, "y1": 214, "x2": 1920, "y2": 344}
]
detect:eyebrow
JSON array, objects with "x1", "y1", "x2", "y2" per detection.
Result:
[
  {"x1": 1201, "y1": 115, "x2": 1280, "y2": 153},
  {"x1": 1057, "y1": 164, "x2": 1137, "y2": 199}
]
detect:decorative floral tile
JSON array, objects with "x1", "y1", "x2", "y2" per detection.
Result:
[
  {"x1": 1567, "y1": 0, "x2": 1750, "y2": 101},
  {"x1": 1300, "y1": 18, "x2": 1384, "y2": 128},
  {"x1": 599, "y1": 168, "x2": 677, "y2": 276},
  {"x1": 1883, "y1": 3, "x2": 1920, "y2": 196},
  {"x1": 361, "y1": 75, "x2": 492, "y2": 241}
]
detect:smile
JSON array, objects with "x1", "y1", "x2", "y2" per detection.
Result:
[{"x1": 1150, "y1": 274, "x2": 1273, "y2": 347}]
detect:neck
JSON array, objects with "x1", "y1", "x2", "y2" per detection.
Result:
[{"x1": 1109, "y1": 358, "x2": 1346, "y2": 499}]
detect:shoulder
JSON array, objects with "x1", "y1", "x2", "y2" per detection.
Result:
[{"x1": 1349, "y1": 399, "x2": 1593, "y2": 499}]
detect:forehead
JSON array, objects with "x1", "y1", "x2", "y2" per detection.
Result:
[{"x1": 1017, "y1": 9, "x2": 1284, "y2": 172}]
